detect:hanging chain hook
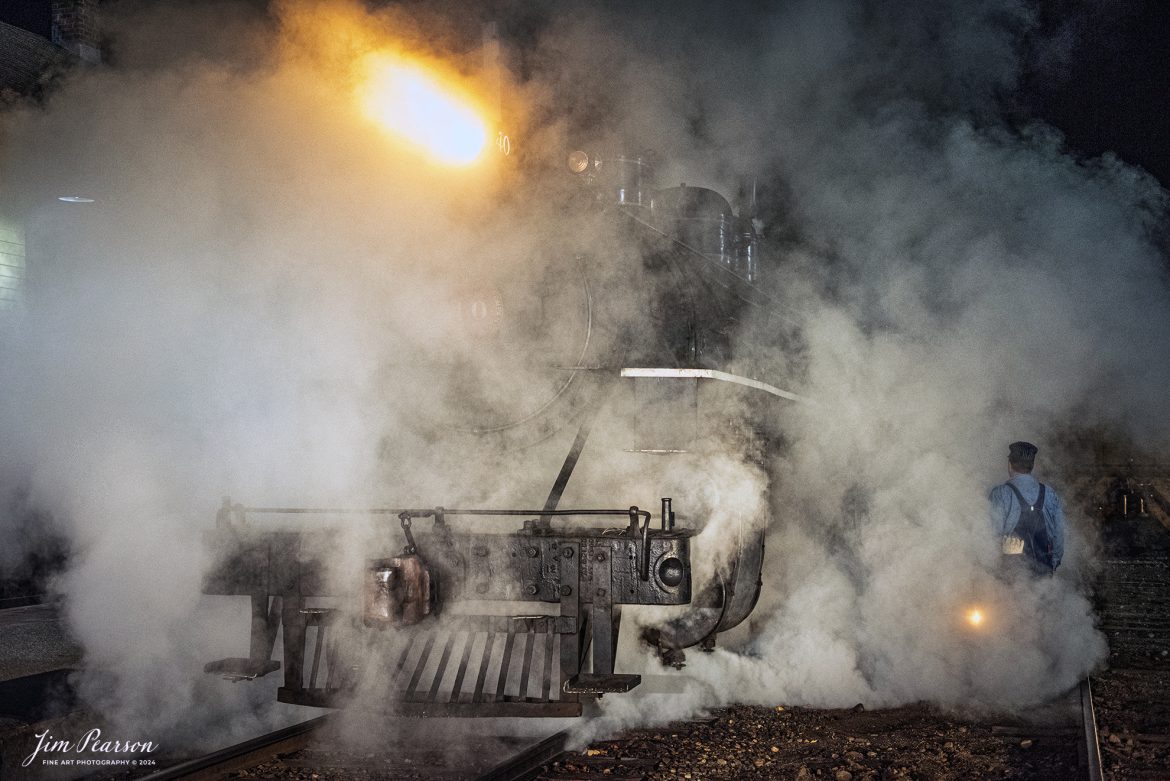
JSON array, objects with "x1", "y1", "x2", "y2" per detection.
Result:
[{"x1": 398, "y1": 512, "x2": 418, "y2": 555}]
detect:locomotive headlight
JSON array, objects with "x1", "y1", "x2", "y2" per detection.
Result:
[
  {"x1": 359, "y1": 53, "x2": 489, "y2": 166},
  {"x1": 567, "y1": 150, "x2": 590, "y2": 174},
  {"x1": 964, "y1": 606, "x2": 986, "y2": 629}
]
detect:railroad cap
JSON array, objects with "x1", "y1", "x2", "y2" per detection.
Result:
[{"x1": 1008, "y1": 441, "x2": 1038, "y2": 469}]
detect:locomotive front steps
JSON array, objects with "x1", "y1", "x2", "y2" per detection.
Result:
[{"x1": 204, "y1": 657, "x2": 281, "y2": 682}]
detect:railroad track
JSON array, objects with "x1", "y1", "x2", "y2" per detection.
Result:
[
  {"x1": 117, "y1": 697, "x2": 1099, "y2": 781},
  {"x1": 531, "y1": 700, "x2": 1100, "y2": 780},
  {"x1": 0, "y1": 594, "x2": 46, "y2": 610},
  {"x1": 130, "y1": 716, "x2": 568, "y2": 781},
  {"x1": 129, "y1": 546, "x2": 1144, "y2": 781},
  {"x1": 1089, "y1": 527, "x2": 1170, "y2": 781},
  {"x1": 133, "y1": 716, "x2": 329, "y2": 781},
  {"x1": 18, "y1": 500, "x2": 1169, "y2": 781},
  {"x1": 1082, "y1": 678, "x2": 1105, "y2": 781}
]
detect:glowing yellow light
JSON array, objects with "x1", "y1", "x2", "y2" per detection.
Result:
[
  {"x1": 567, "y1": 150, "x2": 590, "y2": 174},
  {"x1": 359, "y1": 54, "x2": 488, "y2": 166},
  {"x1": 965, "y1": 608, "x2": 985, "y2": 628}
]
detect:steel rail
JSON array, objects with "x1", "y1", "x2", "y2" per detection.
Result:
[
  {"x1": 134, "y1": 720, "x2": 566, "y2": 781},
  {"x1": 475, "y1": 729, "x2": 570, "y2": 781},
  {"x1": 133, "y1": 716, "x2": 328, "y2": 781},
  {"x1": 1080, "y1": 678, "x2": 1104, "y2": 781}
]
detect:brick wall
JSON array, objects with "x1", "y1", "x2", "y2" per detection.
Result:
[
  {"x1": 51, "y1": 0, "x2": 99, "y2": 64},
  {"x1": 0, "y1": 218, "x2": 26, "y2": 315}
]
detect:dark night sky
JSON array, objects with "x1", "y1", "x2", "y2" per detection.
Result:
[
  {"x1": 1023, "y1": 0, "x2": 1170, "y2": 186},
  {"x1": 0, "y1": 3, "x2": 51, "y2": 39}
]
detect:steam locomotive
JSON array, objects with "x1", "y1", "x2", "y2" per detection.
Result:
[{"x1": 202, "y1": 142, "x2": 798, "y2": 717}]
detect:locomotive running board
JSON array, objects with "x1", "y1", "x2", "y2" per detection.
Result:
[
  {"x1": 563, "y1": 673, "x2": 641, "y2": 693},
  {"x1": 205, "y1": 657, "x2": 281, "y2": 682},
  {"x1": 620, "y1": 367, "x2": 804, "y2": 402}
]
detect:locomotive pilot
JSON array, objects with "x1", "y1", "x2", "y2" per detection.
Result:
[{"x1": 989, "y1": 441, "x2": 1066, "y2": 575}]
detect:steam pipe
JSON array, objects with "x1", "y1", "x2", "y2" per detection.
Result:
[
  {"x1": 640, "y1": 512, "x2": 651, "y2": 581},
  {"x1": 661, "y1": 497, "x2": 675, "y2": 531}
]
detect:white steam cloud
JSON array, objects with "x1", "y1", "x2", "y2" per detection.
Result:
[{"x1": 0, "y1": 0, "x2": 1164, "y2": 753}]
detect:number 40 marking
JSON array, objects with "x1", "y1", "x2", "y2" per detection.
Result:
[{"x1": 496, "y1": 132, "x2": 512, "y2": 156}]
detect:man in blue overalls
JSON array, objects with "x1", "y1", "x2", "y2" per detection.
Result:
[{"x1": 989, "y1": 441, "x2": 1066, "y2": 575}]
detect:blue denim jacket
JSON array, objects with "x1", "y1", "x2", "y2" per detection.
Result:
[{"x1": 988, "y1": 472, "x2": 1065, "y2": 568}]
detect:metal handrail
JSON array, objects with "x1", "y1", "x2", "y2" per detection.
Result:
[{"x1": 224, "y1": 504, "x2": 652, "y2": 522}]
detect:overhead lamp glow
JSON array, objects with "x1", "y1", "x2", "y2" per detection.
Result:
[
  {"x1": 359, "y1": 54, "x2": 488, "y2": 166},
  {"x1": 57, "y1": 196, "x2": 95, "y2": 203}
]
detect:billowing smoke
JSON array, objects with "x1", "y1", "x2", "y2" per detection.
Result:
[
  {"x1": 550, "y1": 0, "x2": 1166, "y2": 738},
  {"x1": 0, "y1": 0, "x2": 1164, "y2": 753},
  {"x1": 0, "y1": 0, "x2": 593, "y2": 742}
]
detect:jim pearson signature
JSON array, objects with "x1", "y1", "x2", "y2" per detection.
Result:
[{"x1": 22, "y1": 728, "x2": 159, "y2": 767}]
